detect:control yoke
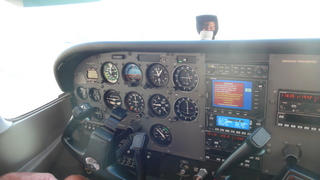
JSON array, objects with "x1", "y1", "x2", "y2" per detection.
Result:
[{"x1": 214, "y1": 127, "x2": 271, "y2": 180}]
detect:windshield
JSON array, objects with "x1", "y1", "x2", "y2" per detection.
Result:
[{"x1": 1, "y1": 0, "x2": 319, "y2": 119}]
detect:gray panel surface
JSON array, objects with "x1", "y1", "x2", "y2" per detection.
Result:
[{"x1": 263, "y1": 54, "x2": 320, "y2": 175}]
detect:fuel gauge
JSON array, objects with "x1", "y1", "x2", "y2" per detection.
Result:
[
  {"x1": 89, "y1": 88, "x2": 101, "y2": 102},
  {"x1": 77, "y1": 86, "x2": 87, "y2": 99}
]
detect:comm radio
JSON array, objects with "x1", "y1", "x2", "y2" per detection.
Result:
[
  {"x1": 204, "y1": 75, "x2": 267, "y2": 170},
  {"x1": 277, "y1": 90, "x2": 320, "y2": 132}
]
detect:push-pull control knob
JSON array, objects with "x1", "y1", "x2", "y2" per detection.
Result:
[
  {"x1": 193, "y1": 168, "x2": 208, "y2": 180},
  {"x1": 180, "y1": 165, "x2": 189, "y2": 175}
]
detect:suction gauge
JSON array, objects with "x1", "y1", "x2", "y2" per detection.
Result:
[
  {"x1": 150, "y1": 124, "x2": 172, "y2": 146},
  {"x1": 93, "y1": 107, "x2": 103, "y2": 121}
]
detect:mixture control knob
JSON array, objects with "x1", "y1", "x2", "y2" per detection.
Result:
[
  {"x1": 193, "y1": 168, "x2": 208, "y2": 180},
  {"x1": 180, "y1": 165, "x2": 189, "y2": 175}
]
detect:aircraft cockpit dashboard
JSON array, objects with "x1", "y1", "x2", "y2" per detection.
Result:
[{"x1": 54, "y1": 39, "x2": 320, "y2": 180}]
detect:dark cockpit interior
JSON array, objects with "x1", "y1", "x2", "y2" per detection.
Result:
[{"x1": 52, "y1": 39, "x2": 320, "y2": 179}]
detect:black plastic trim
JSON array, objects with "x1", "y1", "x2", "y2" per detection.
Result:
[{"x1": 54, "y1": 39, "x2": 320, "y2": 92}]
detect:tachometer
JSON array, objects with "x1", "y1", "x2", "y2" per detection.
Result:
[
  {"x1": 124, "y1": 92, "x2": 145, "y2": 114},
  {"x1": 89, "y1": 88, "x2": 101, "y2": 101},
  {"x1": 150, "y1": 124, "x2": 172, "y2": 146},
  {"x1": 123, "y1": 63, "x2": 142, "y2": 87},
  {"x1": 101, "y1": 62, "x2": 119, "y2": 84},
  {"x1": 104, "y1": 90, "x2": 122, "y2": 109},
  {"x1": 77, "y1": 86, "x2": 87, "y2": 99},
  {"x1": 174, "y1": 97, "x2": 199, "y2": 122},
  {"x1": 148, "y1": 94, "x2": 170, "y2": 118},
  {"x1": 173, "y1": 65, "x2": 198, "y2": 92},
  {"x1": 146, "y1": 63, "x2": 169, "y2": 88}
]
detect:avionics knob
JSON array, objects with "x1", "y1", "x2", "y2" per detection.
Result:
[
  {"x1": 193, "y1": 168, "x2": 208, "y2": 180},
  {"x1": 221, "y1": 141, "x2": 229, "y2": 151},
  {"x1": 302, "y1": 105, "x2": 311, "y2": 114},
  {"x1": 255, "y1": 111, "x2": 263, "y2": 119}
]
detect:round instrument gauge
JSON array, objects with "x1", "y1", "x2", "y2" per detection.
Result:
[
  {"x1": 89, "y1": 88, "x2": 101, "y2": 101},
  {"x1": 124, "y1": 92, "x2": 145, "y2": 114},
  {"x1": 104, "y1": 90, "x2": 122, "y2": 109},
  {"x1": 148, "y1": 94, "x2": 170, "y2": 118},
  {"x1": 173, "y1": 65, "x2": 199, "y2": 92},
  {"x1": 77, "y1": 86, "x2": 87, "y2": 99},
  {"x1": 101, "y1": 62, "x2": 119, "y2": 84},
  {"x1": 150, "y1": 124, "x2": 172, "y2": 146},
  {"x1": 146, "y1": 63, "x2": 169, "y2": 88},
  {"x1": 174, "y1": 97, "x2": 199, "y2": 122},
  {"x1": 93, "y1": 107, "x2": 103, "y2": 121},
  {"x1": 123, "y1": 63, "x2": 142, "y2": 87}
]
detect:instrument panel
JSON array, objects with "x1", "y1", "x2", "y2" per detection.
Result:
[
  {"x1": 64, "y1": 40, "x2": 320, "y2": 179},
  {"x1": 73, "y1": 52, "x2": 207, "y2": 160}
]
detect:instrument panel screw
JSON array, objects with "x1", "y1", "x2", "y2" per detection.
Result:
[{"x1": 267, "y1": 144, "x2": 272, "y2": 148}]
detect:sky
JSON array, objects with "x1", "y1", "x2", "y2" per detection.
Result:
[{"x1": 1, "y1": 0, "x2": 320, "y2": 118}]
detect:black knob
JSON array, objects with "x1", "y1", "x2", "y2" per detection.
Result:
[
  {"x1": 302, "y1": 105, "x2": 311, "y2": 114},
  {"x1": 255, "y1": 111, "x2": 263, "y2": 119},
  {"x1": 221, "y1": 141, "x2": 229, "y2": 151}
]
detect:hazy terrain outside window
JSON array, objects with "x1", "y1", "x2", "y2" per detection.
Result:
[{"x1": 1, "y1": 0, "x2": 319, "y2": 118}]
